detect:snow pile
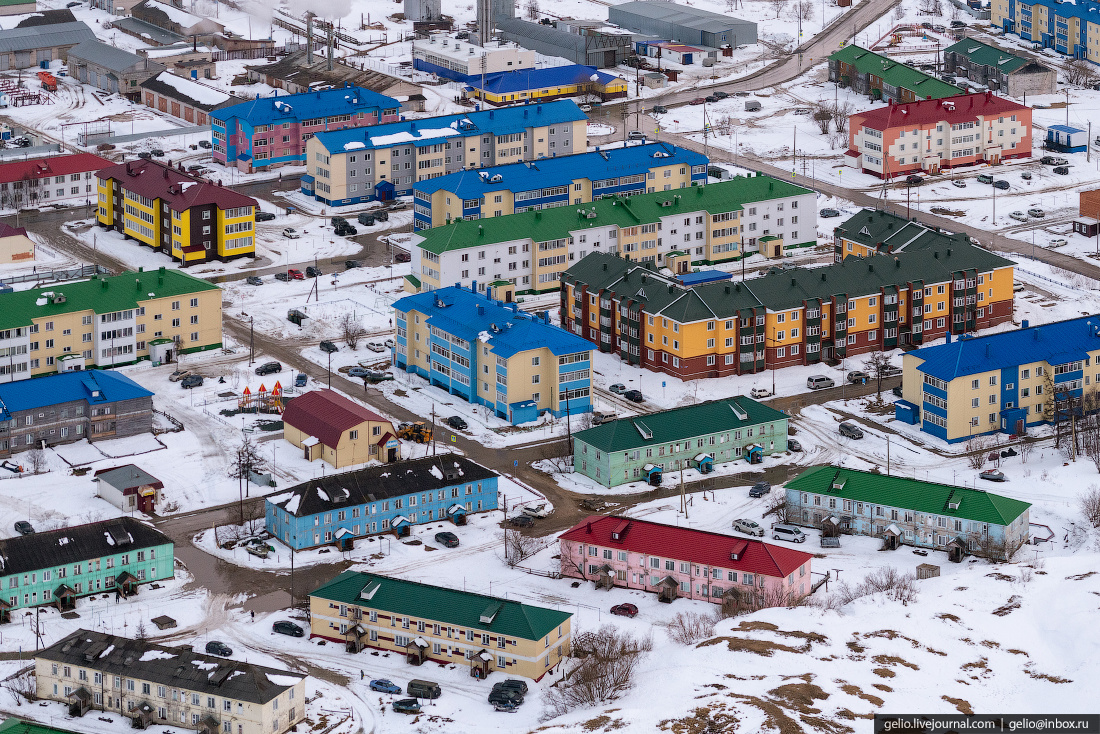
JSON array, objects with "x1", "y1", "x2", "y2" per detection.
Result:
[
  {"x1": 368, "y1": 128, "x2": 459, "y2": 147},
  {"x1": 283, "y1": 494, "x2": 301, "y2": 514},
  {"x1": 153, "y1": 72, "x2": 230, "y2": 106},
  {"x1": 191, "y1": 660, "x2": 218, "y2": 672},
  {"x1": 316, "y1": 487, "x2": 330, "y2": 502},
  {"x1": 478, "y1": 330, "x2": 492, "y2": 343},
  {"x1": 343, "y1": 141, "x2": 366, "y2": 151},
  {"x1": 265, "y1": 674, "x2": 303, "y2": 687},
  {"x1": 429, "y1": 464, "x2": 443, "y2": 480},
  {"x1": 138, "y1": 649, "x2": 177, "y2": 662},
  {"x1": 104, "y1": 531, "x2": 115, "y2": 546},
  {"x1": 98, "y1": 644, "x2": 115, "y2": 659}
]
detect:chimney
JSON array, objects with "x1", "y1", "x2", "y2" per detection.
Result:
[
  {"x1": 327, "y1": 26, "x2": 335, "y2": 72},
  {"x1": 306, "y1": 13, "x2": 314, "y2": 64},
  {"x1": 586, "y1": 522, "x2": 592, "y2": 534}
]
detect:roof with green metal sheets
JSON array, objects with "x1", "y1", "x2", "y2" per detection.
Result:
[
  {"x1": 829, "y1": 44, "x2": 963, "y2": 99},
  {"x1": 943, "y1": 39, "x2": 1028, "y2": 73}
]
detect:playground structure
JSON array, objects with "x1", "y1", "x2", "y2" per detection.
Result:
[
  {"x1": 0, "y1": 79, "x2": 52, "y2": 107},
  {"x1": 237, "y1": 382, "x2": 285, "y2": 414},
  {"x1": 870, "y1": 23, "x2": 954, "y2": 56}
]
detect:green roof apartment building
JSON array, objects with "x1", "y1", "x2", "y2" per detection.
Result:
[
  {"x1": 785, "y1": 466, "x2": 1031, "y2": 561},
  {"x1": 829, "y1": 45, "x2": 963, "y2": 103},
  {"x1": 943, "y1": 39, "x2": 1055, "y2": 97},
  {"x1": 309, "y1": 571, "x2": 572, "y2": 681},
  {"x1": 573, "y1": 396, "x2": 788, "y2": 487},
  {"x1": 409, "y1": 173, "x2": 816, "y2": 295}
]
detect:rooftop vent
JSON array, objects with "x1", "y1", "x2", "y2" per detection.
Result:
[
  {"x1": 610, "y1": 520, "x2": 632, "y2": 541},
  {"x1": 479, "y1": 602, "x2": 503, "y2": 625}
]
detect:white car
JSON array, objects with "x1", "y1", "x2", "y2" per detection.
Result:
[
  {"x1": 749, "y1": 386, "x2": 772, "y2": 398},
  {"x1": 522, "y1": 502, "x2": 553, "y2": 518},
  {"x1": 282, "y1": 228, "x2": 301, "y2": 239},
  {"x1": 365, "y1": 341, "x2": 386, "y2": 353},
  {"x1": 732, "y1": 518, "x2": 764, "y2": 537},
  {"x1": 1008, "y1": 211, "x2": 1028, "y2": 222},
  {"x1": 579, "y1": 104, "x2": 592, "y2": 112},
  {"x1": 1048, "y1": 238, "x2": 1068, "y2": 247}
]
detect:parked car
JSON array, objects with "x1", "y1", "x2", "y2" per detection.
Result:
[
  {"x1": 952, "y1": 179, "x2": 967, "y2": 188},
  {"x1": 979, "y1": 469, "x2": 1006, "y2": 482},
  {"x1": 993, "y1": 179, "x2": 1011, "y2": 189},
  {"x1": 494, "y1": 680, "x2": 529, "y2": 695},
  {"x1": 905, "y1": 174, "x2": 923, "y2": 186},
  {"x1": 771, "y1": 524, "x2": 806, "y2": 543},
  {"x1": 749, "y1": 481, "x2": 770, "y2": 498},
  {"x1": 846, "y1": 370, "x2": 869, "y2": 384},
  {"x1": 364, "y1": 370, "x2": 394, "y2": 382},
  {"x1": 624, "y1": 389, "x2": 644, "y2": 402},
  {"x1": 384, "y1": 338, "x2": 395, "y2": 348},
  {"x1": 205, "y1": 641, "x2": 233, "y2": 657},
  {"x1": 1049, "y1": 238, "x2": 1068, "y2": 247},
  {"x1": 394, "y1": 252, "x2": 411, "y2": 263},
  {"x1": 331, "y1": 216, "x2": 348, "y2": 226},
  {"x1": 819, "y1": 208, "x2": 841, "y2": 218},
  {"x1": 705, "y1": 95, "x2": 718, "y2": 103},
  {"x1": 793, "y1": 108, "x2": 811, "y2": 115},
  {"x1": 610, "y1": 603, "x2": 639, "y2": 618},
  {"x1": 950, "y1": 19, "x2": 967, "y2": 27},
  {"x1": 488, "y1": 689, "x2": 523, "y2": 706},
  {"x1": 881, "y1": 364, "x2": 902, "y2": 377},
  {"x1": 1027, "y1": 208, "x2": 1045, "y2": 218},
  {"x1": 198, "y1": 139, "x2": 212, "y2": 149},
  {"x1": 932, "y1": 23, "x2": 946, "y2": 32},
  {"x1": 14, "y1": 521, "x2": 34, "y2": 535},
  {"x1": 446, "y1": 415, "x2": 468, "y2": 430},
  {"x1": 181, "y1": 374, "x2": 203, "y2": 389},
  {"x1": 609, "y1": 383, "x2": 627, "y2": 394},
  {"x1": 335, "y1": 224, "x2": 358, "y2": 236},
  {"x1": 689, "y1": 97, "x2": 705, "y2": 105},
  {"x1": 838, "y1": 422, "x2": 864, "y2": 439},
  {"x1": 977, "y1": 173, "x2": 994, "y2": 184},
  {"x1": 347, "y1": 366, "x2": 370, "y2": 378},
  {"x1": 369, "y1": 679, "x2": 402, "y2": 694},
  {"x1": 274, "y1": 272, "x2": 289, "y2": 282},
  {"x1": 357, "y1": 213, "x2": 375, "y2": 226},
  {"x1": 652, "y1": 105, "x2": 667, "y2": 114},
  {"x1": 375, "y1": 210, "x2": 389, "y2": 222},
  {"x1": 306, "y1": 266, "x2": 323, "y2": 277},
  {"x1": 713, "y1": 91, "x2": 729, "y2": 99},
  {"x1": 787, "y1": 439, "x2": 802, "y2": 452},
  {"x1": 287, "y1": 269, "x2": 304, "y2": 280},
  {"x1": 579, "y1": 498, "x2": 607, "y2": 512},
  {"x1": 892, "y1": 385, "x2": 903, "y2": 398},
  {"x1": 345, "y1": 259, "x2": 361, "y2": 269},
  {"x1": 749, "y1": 386, "x2": 772, "y2": 398},
  {"x1": 366, "y1": 341, "x2": 386, "y2": 353},
  {"x1": 1053, "y1": 166, "x2": 1070, "y2": 175},
  {"x1": 272, "y1": 621, "x2": 304, "y2": 637},
  {"x1": 392, "y1": 699, "x2": 421, "y2": 715},
  {"x1": 253, "y1": 210, "x2": 275, "y2": 221},
  {"x1": 282, "y1": 228, "x2": 300, "y2": 239},
  {"x1": 732, "y1": 518, "x2": 764, "y2": 537},
  {"x1": 1041, "y1": 155, "x2": 1068, "y2": 165},
  {"x1": 320, "y1": 340, "x2": 338, "y2": 353},
  {"x1": 522, "y1": 502, "x2": 552, "y2": 518},
  {"x1": 255, "y1": 361, "x2": 281, "y2": 376},
  {"x1": 579, "y1": 104, "x2": 593, "y2": 112},
  {"x1": 1009, "y1": 211, "x2": 1028, "y2": 222},
  {"x1": 295, "y1": 373, "x2": 308, "y2": 387},
  {"x1": 628, "y1": 130, "x2": 646, "y2": 141},
  {"x1": 150, "y1": 149, "x2": 164, "y2": 157},
  {"x1": 508, "y1": 515, "x2": 534, "y2": 528},
  {"x1": 246, "y1": 276, "x2": 263, "y2": 286},
  {"x1": 434, "y1": 531, "x2": 459, "y2": 548},
  {"x1": 168, "y1": 369, "x2": 191, "y2": 382},
  {"x1": 806, "y1": 375, "x2": 834, "y2": 389},
  {"x1": 1021, "y1": 171, "x2": 1032, "y2": 180}
]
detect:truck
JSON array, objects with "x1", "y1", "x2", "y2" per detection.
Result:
[
  {"x1": 37, "y1": 71, "x2": 57, "y2": 92},
  {"x1": 398, "y1": 421, "x2": 433, "y2": 444}
]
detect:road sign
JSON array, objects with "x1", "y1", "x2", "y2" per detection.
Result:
[
  {"x1": 514, "y1": 460, "x2": 519, "y2": 467},
  {"x1": 662, "y1": 381, "x2": 666, "y2": 388}
]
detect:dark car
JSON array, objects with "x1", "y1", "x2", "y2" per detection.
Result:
[
  {"x1": 331, "y1": 216, "x2": 349, "y2": 226},
  {"x1": 335, "y1": 224, "x2": 358, "y2": 236},
  {"x1": 274, "y1": 272, "x2": 290, "y2": 282},
  {"x1": 1041, "y1": 155, "x2": 1068, "y2": 166},
  {"x1": 905, "y1": 175, "x2": 923, "y2": 186},
  {"x1": 993, "y1": 179, "x2": 1010, "y2": 189},
  {"x1": 198, "y1": 140, "x2": 212, "y2": 149},
  {"x1": 205, "y1": 641, "x2": 233, "y2": 657},
  {"x1": 488, "y1": 689, "x2": 523, "y2": 706},
  {"x1": 272, "y1": 621, "x2": 304, "y2": 637},
  {"x1": 892, "y1": 385, "x2": 904, "y2": 398},
  {"x1": 394, "y1": 252, "x2": 411, "y2": 263},
  {"x1": 295, "y1": 373, "x2": 308, "y2": 387},
  {"x1": 364, "y1": 370, "x2": 394, "y2": 382},
  {"x1": 256, "y1": 211, "x2": 276, "y2": 222},
  {"x1": 392, "y1": 699, "x2": 421, "y2": 715},
  {"x1": 187, "y1": 164, "x2": 204, "y2": 173},
  {"x1": 1053, "y1": 166, "x2": 1070, "y2": 175},
  {"x1": 820, "y1": 208, "x2": 841, "y2": 218},
  {"x1": 623, "y1": 389, "x2": 644, "y2": 403},
  {"x1": 787, "y1": 439, "x2": 802, "y2": 452},
  {"x1": 509, "y1": 515, "x2": 534, "y2": 528},
  {"x1": 749, "y1": 481, "x2": 771, "y2": 498},
  {"x1": 494, "y1": 680, "x2": 529, "y2": 695},
  {"x1": 287, "y1": 269, "x2": 304, "y2": 280},
  {"x1": 713, "y1": 91, "x2": 729, "y2": 99},
  {"x1": 434, "y1": 531, "x2": 459, "y2": 548},
  {"x1": 319, "y1": 340, "x2": 338, "y2": 353},
  {"x1": 446, "y1": 415, "x2": 468, "y2": 430},
  {"x1": 347, "y1": 366, "x2": 370, "y2": 378},
  {"x1": 137, "y1": 152, "x2": 152, "y2": 160},
  {"x1": 246, "y1": 276, "x2": 263, "y2": 286},
  {"x1": 839, "y1": 422, "x2": 864, "y2": 439},
  {"x1": 375, "y1": 210, "x2": 389, "y2": 222},
  {"x1": 306, "y1": 266, "x2": 323, "y2": 278},
  {"x1": 345, "y1": 260, "x2": 361, "y2": 269},
  {"x1": 610, "y1": 603, "x2": 638, "y2": 618},
  {"x1": 950, "y1": 19, "x2": 967, "y2": 27},
  {"x1": 255, "y1": 361, "x2": 281, "y2": 376},
  {"x1": 357, "y1": 213, "x2": 376, "y2": 226},
  {"x1": 150, "y1": 149, "x2": 164, "y2": 157},
  {"x1": 181, "y1": 374, "x2": 204, "y2": 389},
  {"x1": 652, "y1": 105, "x2": 667, "y2": 114},
  {"x1": 705, "y1": 95, "x2": 718, "y2": 103},
  {"x1": 370, "y1": 679, "x2": 402, "y2": 694},
  {"x1": 14, "y1": 521, "x2": 34, "y2": 535}
]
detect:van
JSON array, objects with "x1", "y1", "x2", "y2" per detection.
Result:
[
  {"x1": 806, "y1": 375, "x2": 835, "y2": 390},
  {"x1": 771, "y1": 524, "x2": 806, "y2": 543},
  {"x1": 358, "y1": 212, "x2": 376, "y2": 226},
  {"x1": 407, "y1": 680, "x2": 441, "y2": 699},
  {"x1": 977, "y1": 173, "x2": 994, "y2": 184}
]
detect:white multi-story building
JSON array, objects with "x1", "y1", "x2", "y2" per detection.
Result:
[{"x1": 412, "y1": 37, "x2": 535, "y2": 80}]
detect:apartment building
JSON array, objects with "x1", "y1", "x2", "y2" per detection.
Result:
[
  {"x1": 846, "y1": 93, "x2": 1032, "y2": 179},
  {"x1": 786, "y1": 466, "x2": 1031, "y2": 560},
  {"x1": 0, "y1": 153, "x2": 110, "y2": 212},
  {"x1": 412, "y1": 37, "x2": 535, "y2": 82},
  {"x1": 829, "y1": 45, "x2": 963, "y2": 102},
  {"x1": 97, "y1": 159, "x2": 258, "y2": 264},
  {"x1": 0, "y1": 517, "x2": 171, "y2": 615},
  {"x1": 558, "y1": 516, "x2": 813, "y2": 605},
  {"x1": 943, "y1": 39, "x2": 1055, "y2": 96},
  {"x1": 36, "y1": 630, "x2": 306, "y2": 734},
  {"x1": 409, "y1": 173, "x2": 815, "y2": 295},
  {"x1": 300, "y1": 100, "x2": 588, "y2": 205},
  {"x1": 992, "y1": 0, "x2": 1100, "y2": 63},
  {"x1": 899, "y1": 315, "x2": 1100, "y2": 442},
  {"x1": 0, "y1": 267, "x2": 222, "y2": 381},
  {"x1": 309, "y1": 571, "x2": 572, "y2": 681},
  {"x1": 833, "y1": 209, "x2": 969, "y2": 261},
  {"x1": 393, "y1": 284, "x2": 593, "y2": 424},
  {"x1": 463, "y1": 65, "x2": 628, "y2": 107},
  {"x1": 212, "y1": 84, "x2": 400, "y2": 173},
  {"x1": 412, "y1": 143, "x2": 708, "y2": 229},
  {"x1": 561, "y1": 241, "x2": 1014, "y2": 380}
]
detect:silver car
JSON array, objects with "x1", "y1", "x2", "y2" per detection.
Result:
[{"x1": 732, "y1": 518, "x2": 764, "y2": 537}]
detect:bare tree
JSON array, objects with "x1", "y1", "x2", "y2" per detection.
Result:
[
  {"x1": 832, "y1": 100, "x2": 853, "y2": 134},
  {"x1": 763, "y1": 491, "x2": 793, "y2": 523},
  {"x1": 812, "y1": 104, "x2": 832, "y2": 135},
  {"x1": 820, "y1": 566, "x2": 919, "y2": 610},
  {"x1": 795, "y1": 0, "x2": 814, "y2": 24},
  {"x1": 965, "y1": 437, "x2": 988, "y2": 470},
  {"x1": 766, "y1": 0, "x2": 788, "y2": 19},
  {"x1": 543, "y1": 626, "x2": 653, "y2": 717},
  {"x1": 1079, "y1": 485, "x2": 1100, "y2": 527},
  {"x1": 228, "y1": 435, "x2": 268, "y2": 525},
  {"x1": 524, "y1": 0, "x2": 539, "y2": 19},
  {"x1": 862, "y1": 350, "x2": 894, "y2": 400},
  {"x1": 665, "y1": 611, "x2": 718, "y2": 644},
  {"x1": 1019, "y1": 440, "x2": 1035, "y2": 464},
  {"x1": 502, "y1": 529, "x2": 547, "y2": 567},
  {"x1": 1064, "y1": 58, "x2": 1096, "y2": 87},
  {"x1": 339, "y1": 312, "x2": 367, "y2": 350},
  {"x1": 25, "y1": 448, "x2": 47, "y2": 475},
  {"x1": 1082, "y1": 417, "x2": 1100, "y2": 473},
  {"x1": 1, "y1": 668, "x2": 37, "y2": 703}
]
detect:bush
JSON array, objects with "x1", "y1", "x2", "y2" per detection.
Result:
[
  {"x1": 543, "y1": 626, "x2": 652, "y2": 718},
  {"x1": 665, "y1": 611, "x2": 718, "y2": 645}
]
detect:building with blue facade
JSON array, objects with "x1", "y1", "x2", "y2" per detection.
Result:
[
  {"x1": 898, "y1": 315, "x2": 1100, "y2": 442},
  {"x1": 264, "y1": 454, "x2": 498, "y2": 551},
  {"x1": 412, "y1": 143, "x2": 708, "y2": 230},
  {"x1": 992, "y1": 0, "x2": 1100, "y2": 63},
  {"x1": 462, "y1": 65, "x2": 628, "y2": 106},
  {"x1": 1045, "y1": 125, "x2": 1087, "y2": 153},
  {"x1": 393, "y1": 284, "x2": 593, "y2": 424}
]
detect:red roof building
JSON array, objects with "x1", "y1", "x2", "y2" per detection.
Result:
[
  {"x1": 282, "y1": 389, "x2": 400, "y2": 468},
  {"x1": 558, "y1": 515, "x2": 814, "y2": 605},
  {"x1": 0, "y1": 153, "x2": 111, "y2": 210},
  {"x1": 846, "y1": 92, "x2": 1032, "y2": 179}
]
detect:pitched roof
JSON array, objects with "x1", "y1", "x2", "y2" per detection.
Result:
[
  {"x1": 465, "y1": 65, "x2": 623, "y2": 94},
  {"x1": 0, "y1": 152, "x2": 110, "y2": 186},
  {"x1": 39, "y1": 629, "x2": 303, "y2": 705},
  {"x1": 908, "y1": 314, "x2": 1100, "y2": 381},
  {"x1": 944, "y1": 38, "x2": 1029, "y2": 73},
  {"x1": 829, "y1": 44, "x2": 963, "y2": 99},
  {"x1": 281, "y1": 389, "x2": 391, "y2": 448},
  {"x1": 855, "y1": 92, "x2": 1028, "y2": 131},
  {"x1": 0, "y1": 370, "x2": 152, "y2": 421},
  {"x1": 786, "y1": 466, "x2": 1031, "y2": 526},
  {"x1": 415, "y1": 174, "x2": 810, "y2": 255},
  {"x1": 14, "y1": 9, "x2": 77, "y2": 27},
  {"x1": 139, "y1": 71, "x2": 234, "y2": 112},
  {"x1": 832, "y1": 209, "x2": 962, "y2": 254},
  {"x1": 267, "y1": 453, "x2": 497, "y2": 518},
  {"x1": 211, "y1": 85, "x2": 400, "y2": 126},
  {"x1": 609, "y1": 1, "x2": 755, "y2": 31},
  {"x1": 311, "y1": 571, "x2": 572, "y2": 642},
  {"x1": 0, "y1": 21, "x2": 94, "y2": 54},
  {"x1": 67, "y1": 39, "x2": 152, "y2": 74},
  {"x1": 0, "y1": 718, "x2": 84, "y2": 734},
  {"x1": 0, "y1": 222, "x2": 27, "y2": 238},
  {"x1": 0, "y1": 517, "x2": 170, "y2": 577},
  {"x1": 559, "y1": 516, "x2": 813, "y2": 577},
  {"x1": 392, "y1": 286, "x2": 592, "y2": 358},
  {"x1": 574, "y1": 396, "x2": 787, "y2": 452},
  {"x1": 0, "y1": 267, "x2": 219, "y2": 332},
  {"x1": 93, "y1": 464, "x2": 163, "y2": 492},
  {"x1": 96, "y1": 159, "x2": 257, "y2": 211}
]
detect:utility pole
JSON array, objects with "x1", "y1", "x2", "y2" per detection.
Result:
[
  {"x1": 431, "y1": 403, "x2": 437, "y2": 456},
  {"x1": 886, "y1": 435, "x2": 890, "y2": 475},
  {"x1": 680, "y1": 460, "x2": 687, "y2": 519}
]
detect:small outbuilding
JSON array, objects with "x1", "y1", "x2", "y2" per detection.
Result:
[{"x1": 93, "y1": 464, "x2": 163, "y2": 513}]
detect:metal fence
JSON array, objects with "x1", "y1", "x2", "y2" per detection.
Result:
[{"x1": 0, "y1": 264, "x2": 107, "y2": 286}]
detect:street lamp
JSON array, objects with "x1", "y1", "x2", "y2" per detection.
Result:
[{"x1": 242, "y1": 313, "x2": 254, "y2": 366}]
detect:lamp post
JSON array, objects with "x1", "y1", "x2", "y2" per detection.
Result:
[{"x1": 243, "y1": 313, "x2": 254, "y2": 366}]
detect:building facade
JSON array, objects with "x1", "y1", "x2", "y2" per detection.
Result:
[
  {"x1": 97, "y1": 159, "x2": 258, "y2": 264},
  {"x1": 785, "y1": 466, "x2": 1031, "y2": 560},
  {"x1": 846, "y1": 93, "x2": 1032, "y2": 178},
  {"x1": 412, "y1": 37, "x2": 535, "y2": 81},
  {"x1": 35, "y1": 630, "x2": 305, "y2": 734},
  {"x1": 211, "y1": 85, "x2": 401, "y2": 172},
  {"x1": 833, "y1": 209, "x2": 973, "y2": 261},
  {"x1": 0, "y1": 223, "x2": 33, "y2": 263},
  {"x1": 829, "y1": 45, "x2": 963, "y2": 103},
  {"x1": 0, "y1": 152, "x2": 110, "y2": 212},
  {"x1": 412, "y1": 143, "x2": 708, "y2": 229},
  {"x1": 309, "y1": 571, "x2": 572, "y2": 681},
  {"x1": 558, "y1": 516, "x2": 813, "y2": 604},
  {"x1": 561, "y1": 238, "x2": 1015, "y2": 380},
  {"x1": 131, "y1": 0, "x2": 225, "y2": 37},
  {"x1": 0, "y1": 21, "x2": 94, "y2": 70},
  {"x1": 281, "y1": 388, "x2": 400, "y2": 468},
  {"x1": 265, "y1": 454, "x2": 498, "y2": 550},
  {"x1": 991, "y1": 0, "x2": 1100, "y2": 64},
  {"x1": 496, "y1": 19, "x2": 633, "y2": 68},
  {"x1": 608, "y1": 1, "x2": 757, "y2": 47},
  {"x1": 394, "y1": 285, "x2": 593, "y2": 424},
  {"x1": 943, "y1": 38, "x2": 1056, "y2": 96},
  {"x1": 140, "y1": 71, "x2": 236, "y2": 125},
  {"x1": 301, "y1": 100, "x2": 588, "y2": 205},
  {"x1": 0, "y1": 518, "x2": 172, "y2": 614},
  {"x1": 409, "y1": 174, "x2": 813, "y2": 295},
  {"x1": 899, "y1": 314, "x2": 1100, "y2": 442},
  {"x1": 0, "y1": 267, "x2": 223, "y2": 382},
  {"x1": 463, "y1": 66, "x2": 628, "y2": 107},
  {"x1": 66, "y1": 39, "x2": 165, "y2": 100},
  {"x1": 92, "y1": 464, "x2": 163, "y2": 513},
  {"x1": 573, "y1": 397, "x2": 788, "y2": 487},
  {"x1": 0, "y1": 371, "x2": 154, "y2": 457}
]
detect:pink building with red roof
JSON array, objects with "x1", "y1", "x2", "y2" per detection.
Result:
[
  {"x1": 558, "y1": 515, "x2": 814, "y2": 605},
  {"x1": 846, "y1": 92, "x2": 1031, "y2": 179},
  {"x1": 0, "y1": 152, "x2": 110, "y2": 211},
  {"x1": 282, "y1": 388, "x2": 400, "y2": 468}
]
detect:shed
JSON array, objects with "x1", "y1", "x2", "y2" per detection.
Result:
[
  {"x1": 882, "y1": 522, "x2": 902, "y2": 550},
  {"x1": 140, "y1": 70, "x2": 235, "y2": 125},
  {"x1": 894, "y1": 399, "x2": 920, "y2": 424},
  {"x1": 1073, "y1": 216, "x2": 1100, "y2": 238},
  {"x1": 744, "y1": 99, "x2": 761, "y2": 111},
  {"x1": 93, "y1": 463, "x2": 163, "y2": 513},
  {"x1": 1045, "y1": 125, "x2": 1086, "y2": 154},
  {"x1": 916, "y1": 563, "x2": 940, "y2": 579},
  {"x1": 66, "y1": 39, "x2": 164, "y2": 100}
]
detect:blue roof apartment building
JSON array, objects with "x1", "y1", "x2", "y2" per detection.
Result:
[
  {"x1": 897, "y1": 315, "x2": 1100, "y2": 442},
  {"x1": 265, "y1": 454, "x2": 498, "y2": 550},
  {"x1": 300, "y1": 100, "x2": 589, "y2": 205},
  {"x1": 393, "y1": 284, "x2": 594, "y2": 424},
  {"x1": 992, "y1": 0, "x2": 1100, "y2": 62},
  {"x1": 462, "y1": 65, "x2": 628, "y2": 106},
  {"x1": 211, "y1": 84, "x2": 401, "y2": 173},
  {"x1": 412, "y1": 143, "x2": 708, "y2": 230}
]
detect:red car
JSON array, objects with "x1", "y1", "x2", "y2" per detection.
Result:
[
  {"x1": 610, "y1": 603, "x2": 638, "y2": 618},
  {"x1": 287, "y1": 269, "x2": 304, "y2": 280},
  {"x1": 689, "y1": 98, "x2": 705, "y2": 105}
]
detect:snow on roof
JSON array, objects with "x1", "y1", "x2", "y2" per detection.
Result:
[
  {"x1": 265, "y1": 673, "x2": 304, "y2": 687},
  {"x1": 99, "y1": 644, "x2": 115, "y2": 659},
  {"x1": 368, "y1": 127, "x2": 460, "y2": 147},
  {"x1": 191, "y1": 660, "x2": 218, "y2": 671},
  {"x1": 429, "y1": 464, "x2": 444, "y2": 480},
  {"x1": 150, "y1": 71, "x2": 230, "y2": 106},
  {"x1": 317, "y1": 487, "x2": 330, "y2": 502},
  {"x1": 58, "y1": 537, "x2": 70, "y2": 546},
  {"x1": 283, "y1": 494, "x2": 301, "y2": 514},
  {"x1": 145, "y1": 0, "x2": 207, "y2": 29},
  {"x1": 343, "y1": 141, "x2": 366, "y2": 150},
  {"x1": 104, "y1": 531, "x2": 114, "y2": 546},
  {"x1": 139, "y1": 649, "x2": 177, "y2": 662}
]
